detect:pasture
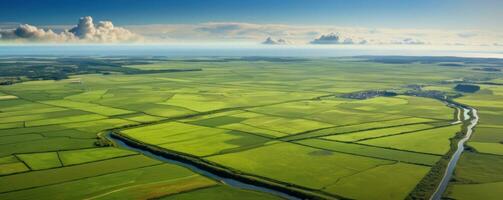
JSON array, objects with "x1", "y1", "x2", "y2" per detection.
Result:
[
  {"x1": 0, "y1": 56, "x2": 499, "y2": 199},
  {"x1": 445, "y1": 83, "x2": 503, "y2": 199}
]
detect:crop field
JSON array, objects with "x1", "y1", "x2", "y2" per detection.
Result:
[
  {"x1": 445, "y1": 84, "x2": 503, "y2": 200},
  {"x1": 358, "y1": 125, "x2": 462, "y2": 155},
  {"x1": 0, "y1": 56, "x2": 501, "y2": 199},
  {"x1": 296, "y1": 139, "x2": 441, "y2": 166}
]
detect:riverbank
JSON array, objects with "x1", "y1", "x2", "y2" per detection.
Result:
[
  {"x1": 105, "y1": 131, "x2": 339, "y2": 200},
  {"x1": 407, "y1": 100, "x2": 478, "y2": 199},
  {"x1": 430, "y1": 108, "x2": 478, "y2": 199}
]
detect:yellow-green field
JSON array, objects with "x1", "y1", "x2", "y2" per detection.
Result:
[
  {"x1": 0, "y1": 56, "x2": 500, "y2": 199},
  {"x1": 445, "y1": 84, "x2": 503, "y2": 200}
]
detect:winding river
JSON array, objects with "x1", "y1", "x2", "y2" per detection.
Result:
[
  {"x1": 105, "y1": 132, "x2": 303, "y2": 200},
  {"x1": 430, "y1": 107, "x2": 479, "y2": 200},
  {"x1": 104, "y1": 102, "x2": 477, "y2": 200}
]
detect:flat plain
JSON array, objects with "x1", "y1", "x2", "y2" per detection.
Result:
[{"x1": 0, "y1": 56, "x2": 501, "y2": 199}]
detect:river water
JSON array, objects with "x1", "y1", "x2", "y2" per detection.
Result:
[
  {"x1": 430, "y1": 108, "x2": 479, "y2": 200},
  {"x1": 105, "y1": 133, "x2": 302, "y2": 200},
  {"x1": 104, "y1": 105, "x2": 477, "y2": 200}
]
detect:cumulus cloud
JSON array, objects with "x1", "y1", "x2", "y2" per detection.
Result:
[
  {"x1": 262, "y1": 37, "x2": 289, "y2": 45},
  {"x1": 97, "y1": 22, "x2": 503, "y2": 46},
  {"x1": 309, "y1": 33, "x2": 362, "y2": 45},
  {"x1": 1, "y1": 19, "x2": 502, "y2": 47},
  {"x1": 310, "y1": 33, "x2": 341, "y2": 44},
  {"x1": 0, "y1": 24, "x2": 75, "y2": 42},
  {"x1": 0, "y1": 16, "x2": 141, "y2": 43}
]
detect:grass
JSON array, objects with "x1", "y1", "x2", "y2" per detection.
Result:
[
  {"x1": 164, "y1": 93, "x2": 232, "y2": 112},
  {"x1": 248, "y1": 99, "x2": 347, "y2": 118},
  {"x1": 159, "y1": 185, "x2": 283, "y2": 200},
  {"x1": 283, "y1": 117, "x2": 436, "y2": 141},
  {"x1": 0, "y1": 137, "x2": 96, "y2": 157},
  {"x1": 0, "y1": 122, "x2": 24, "y2": 129},
  {"x1": 323, "y1": 123, "x2": 435, "y2": 142},
  {"x1": 239, "y1": 114, "x2": 333, "y2": 135},
  {"x1": 0, "y1": 164, "x2": 216, "y2": 200},
  {"x1": 190, "y1": 115, "x2": 246, "y2": 127},
  {"x1": 469, "y1": 126, "x2": 503, "y2": 143},
  {"x1": 297, "y1": 139, "x2": 441, "y2": 165},
  {"x1": 119, "y1": 113, "x2": 165, "y2": 123},
  {"x1": 0, "y1": 107, "x2": 66, "y2": 118},
  {"x1": 89, "y1": 175, "x2": 215, "y2": 200},
  {"x1": 336, "y1": 96, "x2": 454, "y2": 120},
  {"x1": 446, "y1": 83, "x2": 503, "y2": 199},
  {"x1": 42, "y1": 100, "x2": 135, "y2": 116},
  {"x1": 123, "y1": 122, "x2": 271, "y2": 156},
  {"x1": 59, "y1": 147, "x2": 137, "y2": 166},
  {"x1": 25, "y1": 114, "x2": 107, "y2": 127},
  {"x1": 219, "y1": 123, "x2": 287, "y2": 138},
  {"x1": 0, "y1": 162, "x2": 29, "y2": 175},
  {"x1": 359, "y1": 125, "x2": 461, "y2": 155},
  {"x1": 469, "y1": 142, "x2": 503, "y2": 155},
  {"x1": 0, "y1": 95, "x2": 18, "y2": 100},
  {"x1": 59, "y1": 118, "x2": 138, "y2": 133},
  {"x1": 16, "y1": 152, "x2": 62, "y2": 170},
  {"x1": 446, "y1": 181, "x2": 503, "y2": 200},
  {"x1": 158, "y1": 130, "x2": 269, "y2": 156},
  {"x1": 324, "y1": 162, "x2": 430, "y2": 200},
  {"x1": 0, "y1": 156, "x2": 19, "y2": 164},
  {"x1": 120, "y1": 103, "x2": 196, "y2": 118},
  {"x1": 449, "y1": 152, "x2": 503, "y2": 184},
  {"x1": 0, "y1": 57, "x2": 494, "y2": 199},
  {"x1": 0, "y1": 134, "x2": 44, "y2": 145},
  {"x1": 64, "y1": 89, "x2": 108, "y2": 102},
  {"x1": 0, "y1": 155, "x2": 161, "y2": 193},
  {"x1": 122, "y1": 121, "x2": 227, "y2": 145},
  {"x1": 0, "y1": 100, "x2": 54, "y2": 113},
  {"x1": 0, "y1": 109, "x2": 85, "y2": 124},
  {"x1": 207, "y1": 142, "x2": 394, "y2": 195}
]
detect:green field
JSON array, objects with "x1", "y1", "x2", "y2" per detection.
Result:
[
  {"x1": 359, "y1": 125, "x2": 462, "y2": 155},
  {"x1": 445, "y1": 83, "x2": 503, "y2": 199},
  {"x1": 0, "y1": 56, "x2": 501, "y2": 199}
]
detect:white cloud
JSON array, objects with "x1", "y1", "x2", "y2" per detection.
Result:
[
  {"x1": 1, "y1": 19, "x2": 502, "y2": 47},
  {"x1": 0, "y1": 24, "x2": 76, "y2": 42},
  {"x1": 0, "y1": 16, "x2": 141, "y2": 43},
  {"x1": 309, "y1": 33, "x2": 365, "y2": 45},
  {"x1": 125, "y1": 22, "x2": 503, "y2": 47}
]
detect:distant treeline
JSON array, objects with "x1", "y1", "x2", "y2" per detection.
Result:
[
  {"x1": 0, "y1": 57, "x2": 200, "y2": 84},
  {"x1": 340, "y1": 90, "x2": 397, "y2": 99},
  {"x1": 178, "y1": 56, "x2": 310, "y2": 63},
  {"x1": 357, "y1": 56, "x2": 503, "y2": 66},
  {"x1": 454, "y1": 84, "x2": 480, "y2": 93}
]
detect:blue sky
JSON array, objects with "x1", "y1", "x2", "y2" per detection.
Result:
[
  {"x1": 0, "y1": 0, "x2": 501, "y2": 47},
  {"x1": 1, "y1": 0, "x2": 501, "y2": 30}
]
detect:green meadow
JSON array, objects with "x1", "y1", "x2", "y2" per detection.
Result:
[
  {"x1": 0, "y1": 56, "x2": 501, "y2": 199},
  {"x1": 445, "y1": 84, "x2": 503, "y2": 200}
]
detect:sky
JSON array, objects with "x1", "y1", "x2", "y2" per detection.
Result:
[{"x1": 0, "y1": 0, "x2": 502, "y2": 48}]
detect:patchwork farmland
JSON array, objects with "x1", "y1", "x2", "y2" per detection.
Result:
[{"x1": 0, "y1": 56, "x2": 502, "y2": 199}]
